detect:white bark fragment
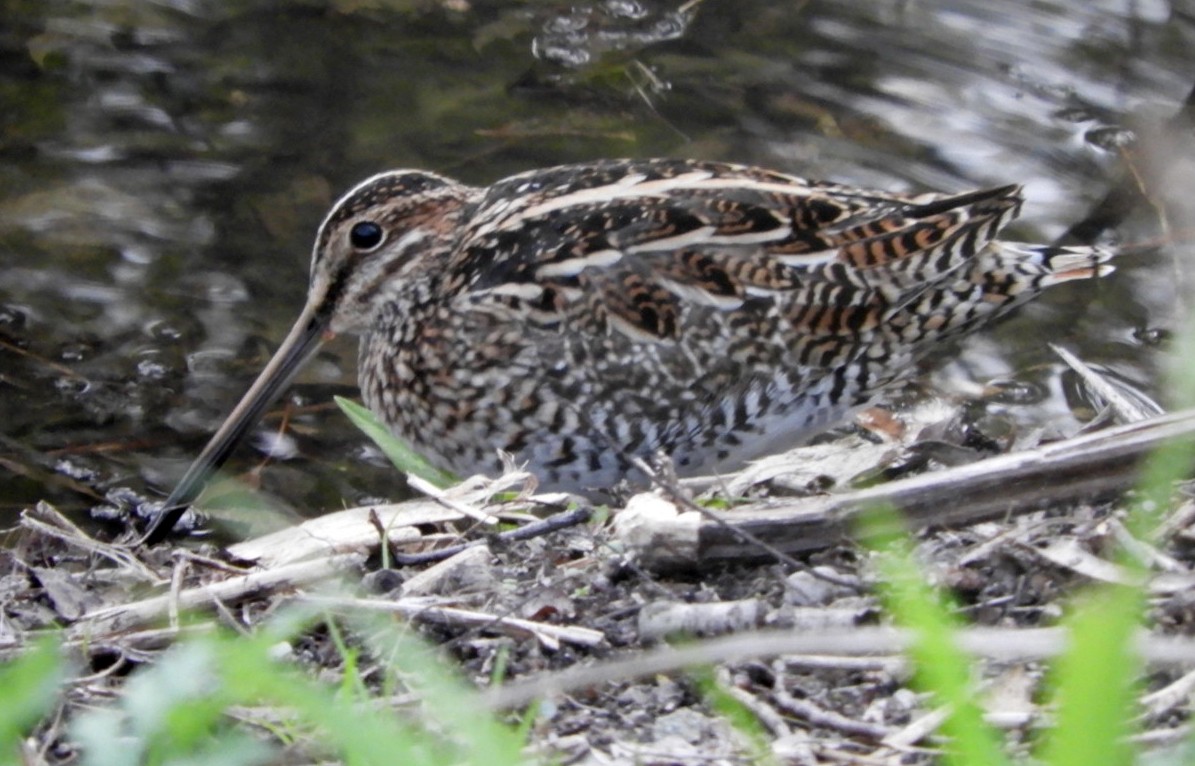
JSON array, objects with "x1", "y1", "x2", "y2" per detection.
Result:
[{"x1": 611, "y1": 493, "x2": 701, "y2": 569}]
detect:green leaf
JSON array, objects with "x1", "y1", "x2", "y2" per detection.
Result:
[
  {"x1": 335, "y1": 396, "x2": 458, "y2": 489},
  {"x1": 0, "y1": 639, "x2": 64, "y2": 762}
]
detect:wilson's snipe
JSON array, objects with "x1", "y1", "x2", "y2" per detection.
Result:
[{"x1": 144, "y1": 158, "x2": 1113, "y2": 541}]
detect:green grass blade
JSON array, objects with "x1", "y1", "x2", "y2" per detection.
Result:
[
  {"x1": 335, "y1": 396, "x2": 458, "y2": 489},
  {"x1": 355, "y1": 618, "x2": 528, "y2": 766},
  {"x1": 694, "y1": 668, "x2": 775, "y2": 765},
  {"x1": 0, "y1": 640, "x2": 64, "y2": 763},
  {"x1": 858, "y1": 506, "x2": 1010, "y2": 766},
  {"x1": 1038, "y1": 583, "x2": 1142, "y2": 766},
  {"x1": 217, "y1": 644, "x2": 443, "y2": 766},
  {"x1": 69, "y1": 604, "x2": 526, "y2": 766},
  {"x1": 1034, "y1": 317, "x2": 1195, "y2": 766}
]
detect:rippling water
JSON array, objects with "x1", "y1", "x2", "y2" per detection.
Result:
[{"x1": 1, "y1": 0, "x2": 1190, "y2": 529}]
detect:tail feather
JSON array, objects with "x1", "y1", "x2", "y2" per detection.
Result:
[
  {"x1": 1029, "y1": 243, "x2": 1117, "y2": 285},
  {"x1": 883, "y1": 241, "x2": 1116, "y2": 348}
]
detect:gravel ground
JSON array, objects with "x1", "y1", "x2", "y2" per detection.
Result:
[{"x1": 6, "y1": 385, "x2": 1195, "y2": 764}]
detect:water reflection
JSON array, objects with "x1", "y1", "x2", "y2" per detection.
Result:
[
  {"x1": 0, "y1": 0, "x2": 1188, "y2": 527},
  {"x1": 532, "y1": 0, "x2": 700, "y2": 67}
]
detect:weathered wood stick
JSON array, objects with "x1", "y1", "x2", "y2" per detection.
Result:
[{"x1": 615, "y1": 408, "x2": 1195, "y2": 569}]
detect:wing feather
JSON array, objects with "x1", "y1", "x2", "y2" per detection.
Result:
[{"x1": 453, "y1": 159, "x2": 1024, "y2": 342}]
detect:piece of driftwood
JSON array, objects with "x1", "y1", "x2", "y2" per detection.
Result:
[
  {"x1": 0, "y1": 625, "x2": 216, "y2": 662},
  {"x1": 226, "y1": 502, "x2": 463, "y2": 568},
  {"x1": 637, "y1": 599, "x2": 766, "y2": 642},
  {"x1": 391, "y1": 504, "x2": 591, "y2": 567},
  {"x1": 297, "y1": 594, "x2": 606, "y2": 650},
  {"x1": 399, "y1": 544, "x2": 496, "y2": 597},
  {"x1": 74, "y1": 553, "x2": 367, "y2": 635},
  {"x1": 884, "y1": 707, "x2": 950, "y2": 749},
  {"x1": 615, "y1": 408, "x2": 1195, "y2": 570},
  {"x1": 224, "y1": 471, "x2": 549, "y2": 568},
  {"x1": 1050, "y1": 343, "x2": 1163, "y2": 423},
  {"x1": 482, "y1": 625, "x2": 1195, "y2": 711},
  {"x1": 772, "y1": 687, "x2": 893, "y2": 741},
  {"x1": 24, "y1": 502, "x2": 164, "y2": 584},
  {"x1": 713, "y1": 666, "x2": 792, "y2": 737}
]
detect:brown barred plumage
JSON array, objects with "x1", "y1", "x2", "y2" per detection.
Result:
[{"x1": 147, "y1": 158, "x2": 1114, "y2": 539}]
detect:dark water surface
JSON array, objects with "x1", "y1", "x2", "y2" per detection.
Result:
[{"x1": 1, "y1": 0, "x2": 1191, "y2": 531}]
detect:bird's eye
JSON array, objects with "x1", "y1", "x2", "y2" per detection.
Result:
[{"x1": 349, "y1": 221, "x2": 384, "y2": 251}]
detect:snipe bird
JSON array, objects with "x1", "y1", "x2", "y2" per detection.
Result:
[{"x1": 144, "y1": 158, "x2": 1113, "y2": 541}]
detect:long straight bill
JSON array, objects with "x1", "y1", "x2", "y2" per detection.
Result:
[{"x1": 141, "y1": 299, "x2": 330, "y2": 544}]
